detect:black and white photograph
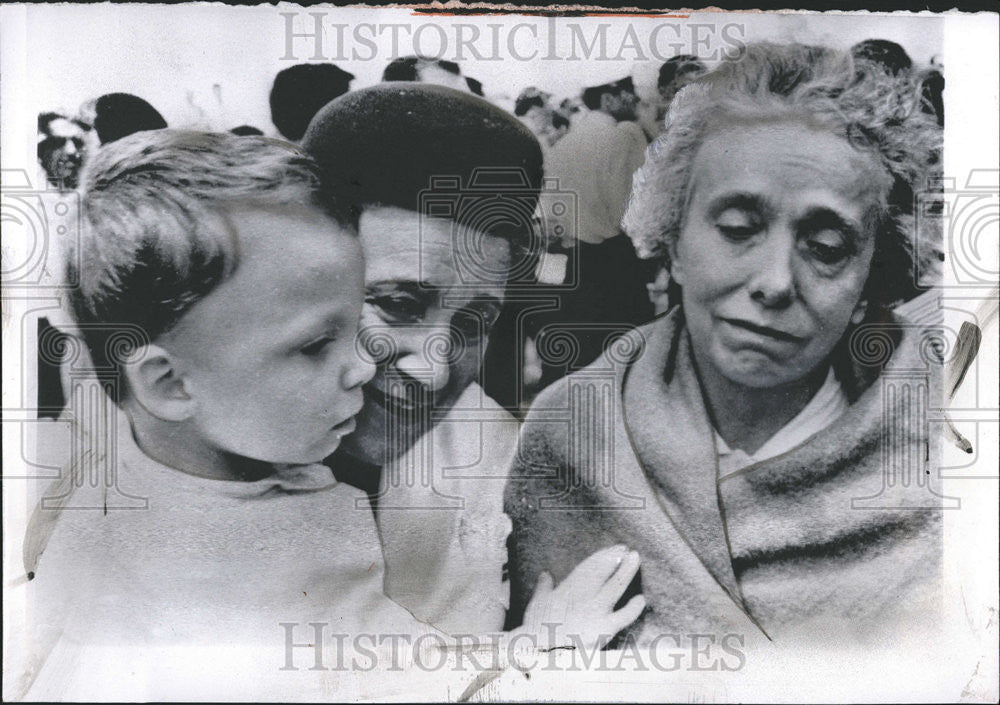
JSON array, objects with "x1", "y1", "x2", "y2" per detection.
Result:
[{"x1": 1, "y1": 3, "x2": 998, "y2": 702}]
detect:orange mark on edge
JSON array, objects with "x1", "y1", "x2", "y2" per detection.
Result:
[{"x1": 413, "y1": 12, "x2": 691, "y2": 18}]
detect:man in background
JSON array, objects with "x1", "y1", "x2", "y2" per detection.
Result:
[
  {"x1": 513, "y1": 87, "x2": 570, "y2": 150},
  {"x1": 382, "y1": 56, "x2": 484, "y2": 96},
  {"x1": 37, "y1": 113, "x2": 92, "y2": 190},
  {"x1": 526, "y1": 76, "x2": 653, "y2": 390},
  {"x1": 542, "y1": 76, "x2": 647, "y2": 249},
  {"x1": 655, "y1": 55, "x2": 707, "y2": 124}
]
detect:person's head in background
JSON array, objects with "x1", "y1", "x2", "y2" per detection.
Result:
[
  {"x1": 37, "y1": 112, "x2": 92, "y2": 190},
  {"x1": 919, "y1": 58, "x2": 945, "y2": 128},
  {"x1": 514, "y1": 87, "x2": 569, "y2": 147},
  {"x1": 851, "y1": 39, "x2": 942, "y2": 129},
  {"x1": 303, "y1": 83, "x2": 543, "y2": 469},
  {"x1": 92, "y1": 93, "x2": 168, "y2": 145},
  {"x1": 656, "y1": 55, "x2": 707, "y2": 120},
  {"x1": 382, "y1": 56, "x2": 484, "y2": 96},
  {"x1": 67, "y1": 130, "x2": 373, "y2": 480},
  {"x1": 581, "y1": 76, "x2": 639, "y2": 122},
  {"x1": 549, "y1": 112, "x2": 570, "y2": 143},
  {"x1": 850, "y1": 39, "x2": 913, "y2": 76},
  {"x1": 230, "y1": 125, "x2": 265, "y2": 136},
  {"x1": 269, "y1": 63, "x2": 355, "y2": 142},
  {"x1": 557, "y1": 96, "x2": 583, "y2": 126}
]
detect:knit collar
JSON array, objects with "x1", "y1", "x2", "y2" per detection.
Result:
[
  {"x1": 114, "y1": 407, "x2": 339, "y2": 499},
  {"x1": 619, "y1": 306, "x2": 921, "y2": 631},
  {"x1": 22, "y1": 396, "x2": 341, "y2": 580}
]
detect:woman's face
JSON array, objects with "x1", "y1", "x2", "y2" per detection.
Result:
[{"x1": 673, "y1": 120, "x2": 884, "y2": 389}]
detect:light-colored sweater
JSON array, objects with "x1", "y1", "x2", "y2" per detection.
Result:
[
  {"x1": 18, "y1": 405, "x2": 439, "y2": 700},
  {"x1": 506, "y1": 308, "x2": 946, "y2": 646}
]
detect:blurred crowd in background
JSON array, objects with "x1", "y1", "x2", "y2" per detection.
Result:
[{"x1": 37, "y1": 39, "x2": 946, "y2": 414}]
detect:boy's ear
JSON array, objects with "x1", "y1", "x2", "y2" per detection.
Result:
[{"x1": 122, "y1": 344, "x2": 194, "y2": 422}]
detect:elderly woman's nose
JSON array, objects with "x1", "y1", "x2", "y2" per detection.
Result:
[
  {"x1": 394, "y1": 351, "x2": 451, "y2": 391},
  {"x1": 387, "y1": 323, "x2": 454, "y2": 391},
  {"x1": 749, "y1": 233, "x2": 796, "y2": 307},
  {"x1": 341, "y1": 351, "x2": 377, "y2": 390}
]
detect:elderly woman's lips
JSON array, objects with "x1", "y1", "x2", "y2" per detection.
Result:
[{"x1": 721, "y1": 318, "x2": 803, "y2": 343}]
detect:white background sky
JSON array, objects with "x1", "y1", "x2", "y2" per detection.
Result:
[{"x1": 19, "y1": 5, "x2": 944, "y2": 135}]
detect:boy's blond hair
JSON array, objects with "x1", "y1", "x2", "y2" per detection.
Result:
[{"x1": 66, "y1": 129, "x2": 356, "y2": 401}]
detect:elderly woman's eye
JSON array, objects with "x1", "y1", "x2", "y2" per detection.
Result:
[
  {"x1": 449, "y1": 299, "x2": 502, "y2": 343},
  {"x1": 805, "y1": 230, "x2": 851, "y2": 265},
  {"x1": 715, "y1": 209, "x2": 759, "y2": 240},
  {"x1": 365, "y1": 293, "x2": 429, "y2": 324}
]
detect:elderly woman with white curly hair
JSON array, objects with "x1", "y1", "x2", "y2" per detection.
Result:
[{"x1": 505, "y1": 42, "x2": 947, "y2": 646}]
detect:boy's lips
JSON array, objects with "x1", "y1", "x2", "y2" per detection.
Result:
[
  {"x1": 333, "y1": 406, "x2": 362, "y2": 436},
  {"x1": 331, "y1": 416, "x2": 357, "y2": 436}
]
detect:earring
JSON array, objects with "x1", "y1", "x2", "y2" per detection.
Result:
[{"x1": 669, "y1": 261, "x2": 683, "y2": 286}]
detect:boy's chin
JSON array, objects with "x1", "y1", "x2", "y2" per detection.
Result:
[
  {"x1": 232, "y1": 438, "x2": 343, "y2": 470},
  {"x1": 291, "y1": 436, "x2": 345, "y2": 467}
]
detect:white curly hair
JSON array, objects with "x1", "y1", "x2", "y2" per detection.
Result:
[{"x1": 622, "y1": 42, "x2": 943, "y2": 309}]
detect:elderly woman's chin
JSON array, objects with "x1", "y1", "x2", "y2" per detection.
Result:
[
  {"x1": 693, "y1": 319, "x2": 843, "y2": 390},
  {"x1": 705, "y1": 343, "x2": 817, "y2": 389}
]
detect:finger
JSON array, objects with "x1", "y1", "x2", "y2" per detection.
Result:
[
  {"x1": 574, "y1": 545, "x2": 628, "y2": 576},
  {"x1": 563, "y1": 545, "x2": 629, "y2": 596},
  {"x1": 598, "y1": 550, "x2": 641, "y2": 605},
  {"x1": 608, "y1": 595, "x2": 647, "y2": 636},
  {"x1": 535, "y1": 571, "x2": 554, "y2": 596}
]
